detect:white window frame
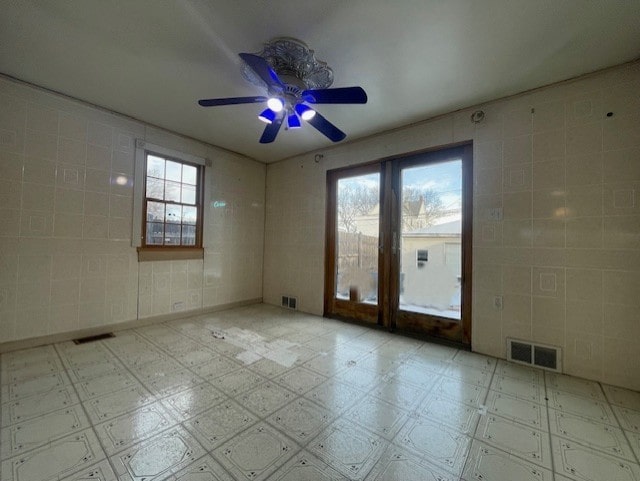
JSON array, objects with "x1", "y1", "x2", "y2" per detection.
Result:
[{"x1": 132, "y1": 139, "x2": 211, "y2": 255}]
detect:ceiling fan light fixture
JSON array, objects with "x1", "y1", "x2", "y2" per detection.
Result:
[
  {"x1": 295, "y1": 103, "x2": 316, "y2": 120},
  {"x1": 199, "y1": 38, "x2": 366, "y2": 144},
  {"x1": 267, "y1": 97, "x2": 284, "y2": 112},
  {"x1": 287, "y1": 111, "x2": 301, "y2": 129},
  {"x1": 258, "y1": 108, "x2": 276, "y2": 124}
]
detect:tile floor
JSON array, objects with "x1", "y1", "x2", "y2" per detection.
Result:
[{"x1": 1, "y1": 304, "x2": 640, "y2": 481}]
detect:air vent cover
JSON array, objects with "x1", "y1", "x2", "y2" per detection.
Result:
[
  {"x1": 281, "y1": 295, "x2": 297, "y2": 310},
  {"x1": 534, "y1": 346, "x2": 558, "y2": 369},
  {"x1": 510, "y1": 341, "x2": 533, "y2": 364},
  {"x1": 506, "y1": 338, "x2": 561, "y2": 372},
  {"x1": 73, "y1": 333, "x2": 115, "y2": 344}
]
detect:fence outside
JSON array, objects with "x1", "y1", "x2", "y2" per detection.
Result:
[{"x1": 336, "y1": 231, "x2": 378, "y2": 301}]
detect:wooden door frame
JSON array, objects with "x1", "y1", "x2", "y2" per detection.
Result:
[
  {"x1": 324, "y1": 162, "x2": 383, "y2": 325},
  {"x1": 324, "y1": 141, "x2": 473, "y2": 346},
  {"x1": 389, "y1": 143, "x2": 473, "y2": 345}
]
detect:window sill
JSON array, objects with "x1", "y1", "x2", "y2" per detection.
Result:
[{"x1": 137, "y1": 247, "x2": 204, "y2": 262}]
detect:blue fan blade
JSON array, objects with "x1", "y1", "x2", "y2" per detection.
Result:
[
  {"x1": 302, "y1": 86, "x2": 367, "y2": 104},
  {"x1": 306, "y1": 111, "x2": 346, "y2": 142},
  {"x1": 239, "y1": 53, "x2": 285, "y2": 92},
  {"x1": 198, "y1": 96, "x2": 267, "y2": 107},
  {"x1": 259, "y1": 114, "x2": 284, "y2": 143}
]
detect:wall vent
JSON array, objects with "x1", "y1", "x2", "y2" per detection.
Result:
[
  {"x1": 506, "y1": 338, "x2": 561, "y2": 372},
  {"x1": 281, "y1": 295, "x2": 297, "y2": 310},
  {"x1": 73, "y1": 333, "x2": 115, "y2": 344},
  {"x1": 510, "y1": 341, "x2": 533, "y2": 364}
]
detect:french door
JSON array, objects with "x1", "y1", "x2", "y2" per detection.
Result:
[{"x1": 324, "y1": 143, "x2": 473, "y2": 345}]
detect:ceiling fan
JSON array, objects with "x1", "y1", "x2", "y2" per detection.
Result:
[{"x1": 197, "y1": 38, "x2": 367, "y2": 144}]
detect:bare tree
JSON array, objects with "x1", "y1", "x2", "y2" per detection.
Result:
[
  {"x1": 401, "y1": 187, "x2": 446, "y2": 230},
  {"x1": 337, "y1": 182, "x2": 379, "y2": 233},
  {"x1": 146, "y1": 167, "x2": 165, "y2": 200},
  {"x1": 337, "y1": 182, "x2": 447, "y2": 233}
]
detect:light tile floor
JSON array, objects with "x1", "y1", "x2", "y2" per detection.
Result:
[{"x1": 1, "y1": 304, "x2": 640, "y2": 481}]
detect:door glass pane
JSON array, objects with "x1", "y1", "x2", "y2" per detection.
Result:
[
  {"x1": 399, "y1": 159, "x2": 462, "y2": 320},
  {"x1": 335, "y1": 173, "x2": 380, "y2": 304}
]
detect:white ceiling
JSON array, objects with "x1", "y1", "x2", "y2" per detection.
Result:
[{"x1": 1, "y1": 1, "x2": 639, "y2": 163}]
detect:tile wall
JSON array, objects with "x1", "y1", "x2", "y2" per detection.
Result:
[
  {"x1": 1, "y1": 61, "x2": 638, "y2": 391},
  {"x1": 0, "y1": 77, "x2": 265, "y2": 343},
  {"x1": 263, "y1": 61, "x2": 640, "y2": 390}
]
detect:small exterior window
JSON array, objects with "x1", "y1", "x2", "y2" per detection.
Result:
[
  {"x1": 416, "y1": 249, "x2": 428, "y2": 267},
  {"x1": 143, "y1": 152, "x2": 203, "y2": 248}
]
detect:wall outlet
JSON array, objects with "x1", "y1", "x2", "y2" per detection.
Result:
[
  {"x1": 172, "y1": 301, "x2": 185, "y2": 312},
  {"x1": 494, "y1": 296, "x2": 503, "y2": 310},
  {"x1": 488, "y1": 208, "x2": 503, "y2": 221}
]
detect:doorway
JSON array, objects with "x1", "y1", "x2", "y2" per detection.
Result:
[{"x1": 324, "y1": 143, "x2": 473, "y2": 345}]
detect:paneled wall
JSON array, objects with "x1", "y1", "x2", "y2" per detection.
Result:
[
  {"x1": 2, "y1": 61, "x2": 639, "y2": 390},
  {"x1": 263, "y1": 62, "x2": 640, "y2": 390},
  {"x1": 0, "y1": 76, "x2": 265, "y2": 343}
]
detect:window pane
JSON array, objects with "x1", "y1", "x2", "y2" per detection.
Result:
[
  {"x1": 143, "y1": 154, "x2": 202, "y2": 248},
  {"x1": 182, "y1": 225, "x2": 196, "y2": 246},
  {"x1": 399, "y1": 159, "x2": 462, "y2": 320},
  {"x1": 165, "y1": 181, "x2": 181, "y2": 202},
  {"x1": 183, "y1": 206, "x2": 197, "y2": 225},
  {"x1": 147, "y1": 155, "x2": 165, "y2": 179},
  {"x1": 182, "y1": 184, "x2": 196, "y2": 204},
  {"x1": 146, "y1": 177, "x2": 164, "y2": 200},
  {"x1": 183, "y1": 165, "x2": 197, "y2": 185},
  {"x1": 147, "y1": 201, "x2": 165, "y2": 222},
  {"x1": 166, "y1": 204, "x2": 182, "y2": 223},
  {"x1": 335, "y1": 173, "x2": 380, "y2": 304},
  {"x1": 166, "y1": 161, "x2": 182, "y2": 182},
  {"x1": 146, "y1": 222, "x2": 164, "y2": 245},
  {"x1": 164, "y1": 223, "x2": 181, "y2": 245}
]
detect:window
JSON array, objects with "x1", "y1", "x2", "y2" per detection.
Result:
[
  {"x1": 133, "y1": 140, "x2": 209, "y2": 261},
  {"x1": 416, "y1": 249, "x2": 428, "y2": 267},
  {"x1": 143, "y1": 153, "x2": 202, "y2": 247}
]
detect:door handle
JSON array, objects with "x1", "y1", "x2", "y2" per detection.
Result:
[{"x1": 392, "y1": 231, "x2": 397, "y2": 254}]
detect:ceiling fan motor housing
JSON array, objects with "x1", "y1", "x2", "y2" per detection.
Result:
[{"x1": 243, "y1": 37, "x2": 334, "y2": 92}]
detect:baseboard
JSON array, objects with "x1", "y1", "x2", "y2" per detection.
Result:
[{"x1": 0, "y1": 298, "x2": 262, "y2": 354}]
